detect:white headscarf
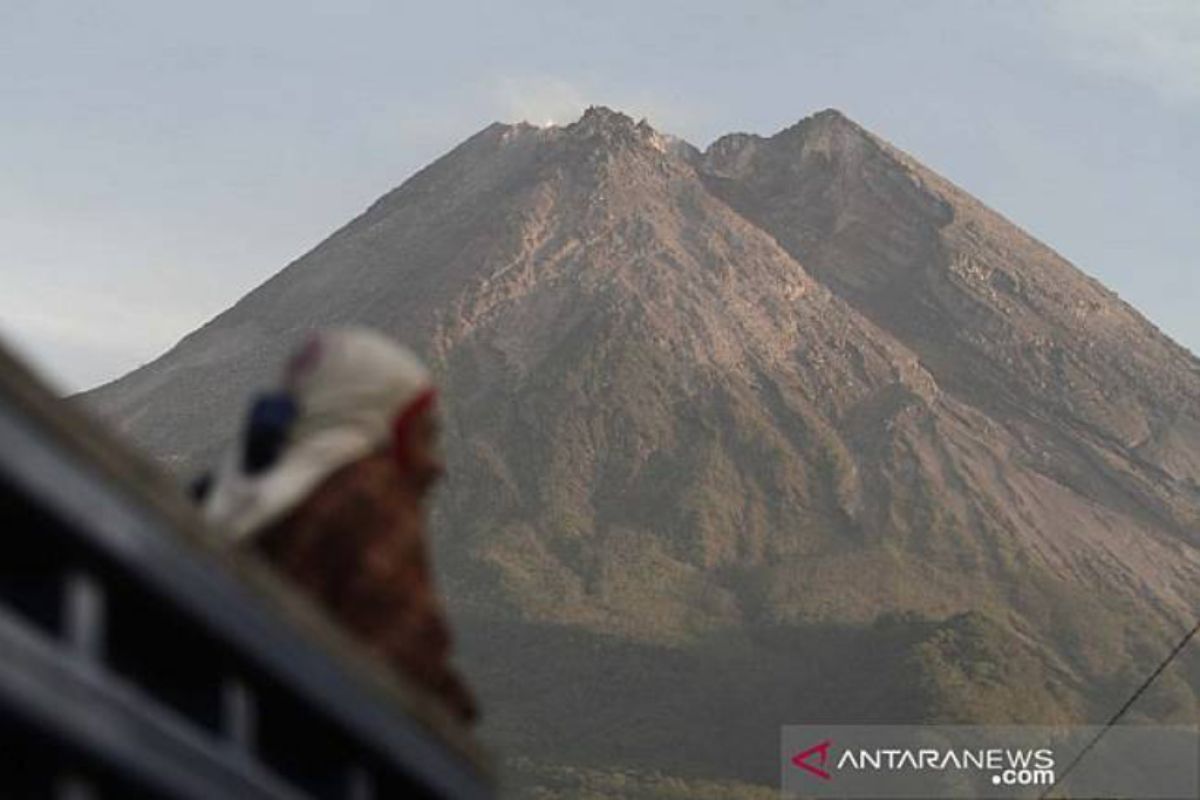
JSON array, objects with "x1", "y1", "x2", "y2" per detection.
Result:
[{"x1": 203, "y1": 326, "x2": 434, "y2": 542}]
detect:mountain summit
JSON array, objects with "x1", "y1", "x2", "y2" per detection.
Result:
[{"x1": 86, "y1": 107, "x2": 1200, "y2": 794}]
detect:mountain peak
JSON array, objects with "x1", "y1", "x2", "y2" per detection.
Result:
[
  {"x1": 811, "y1": 107, "x2": 851, "y2": 123},
  {"x1": 792, "y1": 107, "x2": 860, "y2": 134},
  {"x1": 559, "y1": 105, "x2": 660, "y2": 151},
  {"x1": 699, "y1": 109, "x2": 868, "y2": 177},
  {"x1": 774, "y1": 106, "x2": 871, "y2": 150},
  {"x1": 577, "y1": 104, "x2": 637, "y2": 128}
]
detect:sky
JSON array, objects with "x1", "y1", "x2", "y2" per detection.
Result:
[{"x1": 1, "y1": 0, "x2": 1197, "y2": 392}]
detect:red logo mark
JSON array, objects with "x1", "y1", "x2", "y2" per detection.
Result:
[{"x1": 791, "y1": 739, "x2": 834, "y2": 781}]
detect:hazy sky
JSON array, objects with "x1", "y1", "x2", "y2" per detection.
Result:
[{"x1": 2, "y1": 1, "x2": 1196, "y2": 392}]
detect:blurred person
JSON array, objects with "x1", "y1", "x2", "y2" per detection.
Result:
[{"x1": 198, "y1": 327, "x2": 477, "y2": 723}]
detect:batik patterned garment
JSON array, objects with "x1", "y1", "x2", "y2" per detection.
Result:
[{"x1": 253, "y1": 452, "x2": 478, "y2": 723}]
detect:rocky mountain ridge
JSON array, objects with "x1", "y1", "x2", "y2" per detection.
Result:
[{"x1": 85, "y1": 106, "x2": 1200, "y2": 795}]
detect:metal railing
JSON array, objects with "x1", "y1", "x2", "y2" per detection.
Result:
[{"x1": 0, "y1": 346, "x2": 493, "y2": 800}]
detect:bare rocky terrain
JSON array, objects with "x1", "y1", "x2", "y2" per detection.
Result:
[{"x1": 85, "y1": 107, "x2": 1200, "y2": 797}]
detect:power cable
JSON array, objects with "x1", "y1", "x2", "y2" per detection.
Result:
[{"x1": 1038, "y1": 616, "x2": 1200, "y2": 799}]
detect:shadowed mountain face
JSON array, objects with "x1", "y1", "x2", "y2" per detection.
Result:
[{"x1": 85, "y1": 107, "x2": 1200, "y2": 794}]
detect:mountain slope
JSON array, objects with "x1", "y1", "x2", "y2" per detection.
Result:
[
  {"x1": 700, "y1": 110, "x2": 1200, "y2": 539},
  {"x1": 85, "y1": 107, "x2": 1200, "y2": 792}
]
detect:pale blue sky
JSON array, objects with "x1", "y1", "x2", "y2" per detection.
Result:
[{"x1": 1, "y1": 1, "x2": 1196, "y2": 391}]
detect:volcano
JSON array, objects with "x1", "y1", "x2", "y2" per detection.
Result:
[{"x1": 86, "y1": 107, "x2": 1200, "y2": 797}]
